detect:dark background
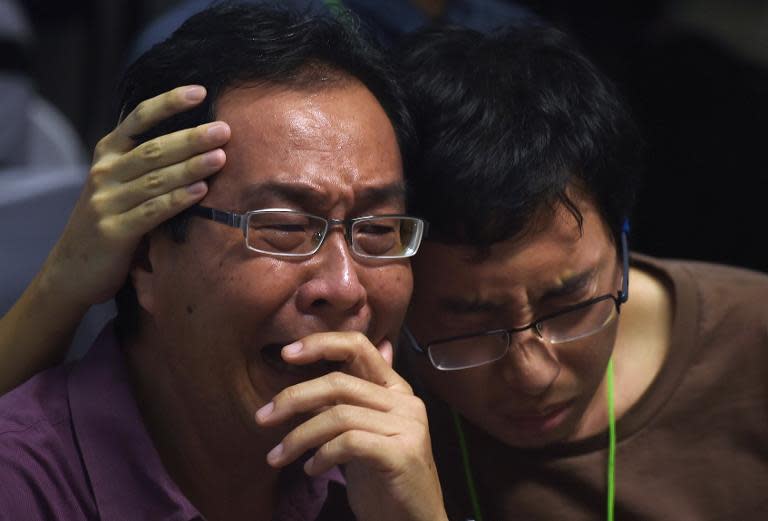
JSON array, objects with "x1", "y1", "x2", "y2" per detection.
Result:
[{"x1": 13, "y1": 0, "x2": 768, "y2": 272}]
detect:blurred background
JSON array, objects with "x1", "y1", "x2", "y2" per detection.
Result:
[{"x1": 3, "y1": 0, "x2": 766, "y2": 296}]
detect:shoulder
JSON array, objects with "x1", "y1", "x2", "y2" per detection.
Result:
[
  {"x1": 634, "y1": 254, "x2": 768, "y2": 327},
  {"x1": 0, "y1": 366, "x2": 95, "y2": 520},
  {"x1": 0, "y1": 363, "x2": 71, "y2": 430}
]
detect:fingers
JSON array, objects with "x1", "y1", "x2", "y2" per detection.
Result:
[
  {"x1": 280, "y1": 332, "x2": 411, "y2": 392},
  {"x1": 105, "y1": 85, "x2": 208, "y2": 153},
  {"x1": 257, "y1": 370, "x2": 429, "y2": 469},
  {"x1": 256, "y1": 370, "x2": 422, "y2": 427},
  {"x1": 265, "y1": 405, "x2": 404, "y2": 469},
  {"x1": 83, "y1": 85, "x2": 231, "y2": 243},
  {"x1": 305, "y1": 430, "x2": 398, "y2": 476},
  {"x1": 101, "y1": 181, "x2": 209, "y2": 243},
  {"x1": 102, "y1": 148, "x2": 224, "y2": 214},
  {"x1": 255, "y1": 332, "x2": 430, "y2": 478},
  {"x1": 104, "y1": 121, "x2": 230, "y2": 184}
]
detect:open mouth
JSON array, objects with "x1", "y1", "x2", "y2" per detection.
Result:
[{"x1": 260, "y1": 343, "x2": 344, "y2": 379}]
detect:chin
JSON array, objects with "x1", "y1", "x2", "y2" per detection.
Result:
[{"x1": 471, "y1": 407, "x2": 580, "y2": 449}]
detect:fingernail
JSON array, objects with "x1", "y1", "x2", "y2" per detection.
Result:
[
  {"x1": 266, "y1": 443, "x2": 284, "y2": 464},
  {"x1": 282, "y1": 341, "x2": 303, "y2": 356},
  {"x1": 206, "y1": 122, "x2": 229, "y2": 141},
  {"x1": 186, "y1": 181, "x2": 207, "y2": 195},
  {"x1": 303, "y1": 456, "x2": 315, "y2": 474},
  {"x1": 255, "y1": 401, "x2": 274, "y2": 422},
  {"x1": 184, "y1": 85, "x2": 206, "y2": 101},
  {"x1": 202, "y1": 149, "x2": 223, "y2": 167}
]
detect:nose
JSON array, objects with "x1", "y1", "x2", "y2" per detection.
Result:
[
  {"x1": 500, "y1": 332, "x2": 561, "y2": 396},
  {"x1": 295, "y1": 229, "x2": 367, "y2": 319}
]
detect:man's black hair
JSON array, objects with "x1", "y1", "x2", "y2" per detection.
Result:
[
  {"x1": 115, "y1": 2, "x2": 413, "y2": 337},
  {"x1": 395, "y1": 24, "x2": 642, "y2": 251}
]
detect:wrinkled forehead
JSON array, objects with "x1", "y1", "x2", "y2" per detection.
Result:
[
  {"x1": 413, "y1": 199, "x2": 617, "y2": 298},
  {"x1": 206, "y1": 81, "x2": 404, "y2": 213}
]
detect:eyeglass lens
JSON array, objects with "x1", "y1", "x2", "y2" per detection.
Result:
[
  {"x1": 246, "y1": 212, "x2": 327, "y2": 255},
  {"x1": 245, "y1": 212, "x2": 421, "y2": 257},
  {"x1": 427, "y1": 298, "x2": 619, "y2": 370},
  {"x1": 543, "y1": 298, "x2": 617, "y2": 343},
  {"x1": 428, "y1": 331, "x2": 509, "y2": 371}
]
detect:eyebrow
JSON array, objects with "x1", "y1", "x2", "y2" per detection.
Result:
[
  {"x1": 353, "y1": 183, "x2": 408, "y2": 212},
  {"x1": 439, "y1": 297, "x2": 505, "y2": 315},
  {"x1": 438, "y1": 266, "x2": 599, "y2": 315},
  {"x1": 239, "y1": 181, "x2": 407, "y2": 212},
  {"x1": 539, "y1": 267, "x2": 598, "y2": 300}
]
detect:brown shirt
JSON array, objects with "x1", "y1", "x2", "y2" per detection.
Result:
[{"x1": 423, "y1": 255, "x2": 768, "y2": 520}]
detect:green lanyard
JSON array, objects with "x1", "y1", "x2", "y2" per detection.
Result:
[
  {"x1": 453, "y1": 359, "x2": 617, "y2": 521},
  {"x1": 606, "y1": 357, "x2": 617, "y2": 521}
]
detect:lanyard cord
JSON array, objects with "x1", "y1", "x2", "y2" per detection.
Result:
[
  {"x1": 451, "y1": 409, "x2": 484, "y2": 521},
  {"x1": 452, "y1": 359, "x2": 617, "y2": 521},
  {"x1": 606, "y1": 357, "x2": 617, "y2": 521}
]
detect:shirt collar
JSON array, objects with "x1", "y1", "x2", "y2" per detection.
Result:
[{"x1": 68, "y1": 325, "x2": 201, "y2": 521}]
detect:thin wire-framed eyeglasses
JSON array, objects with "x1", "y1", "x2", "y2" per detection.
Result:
[
  {"x1": 405, "y1": 220, "x2": 631, "y2": 371},
  {"x1": 189, "y1": 205, "x2": 428, "y2": 259}
]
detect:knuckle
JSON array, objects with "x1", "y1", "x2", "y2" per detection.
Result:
[
  {"x1": 96, "y1": 217, "x2": 120, "y2": 241},
  {"x1": 89, "y1": 191, "x2": 110, "y2": 215},
  {"x1": 273, "y1": 386, "x2": 300, "y2": 407},
  {"x1": 350, "y1": 331, "x2": 368, "y2": 346},
  {"x1": 139, "y1": 197, "x2": 165, "y2": 220},
  {"x1": 398, "y1": 380, "x2": 414, "y2": 395},
  {"x1": 93, "y1": 135, "x2": 112, "y2": 158},
  {"x1": 138, "y1": 141, "x2": 163, "y2": 162},
  {"x1": 329, "y1": 404, "x2": 354, "y2": 425},
  {"x1": 89, "y1": 161, "x2": 111, "y2": 180},
  {"x1": 326, "y1": 371, "x2": 350, "y2": 390},
  {"x1": 143, "y1": 171, "x2": 164, "y2": 192},
  {"x1": 337, "y1": 430, "x2": 362, "y2": 451}
]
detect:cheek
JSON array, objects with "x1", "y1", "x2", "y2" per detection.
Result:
[
  {"x1": 152, "y1": 253, "x2": 298, "y2": 349},
  {"x1": 367, "y1": 263, "x2": 413, "y2": 319}
]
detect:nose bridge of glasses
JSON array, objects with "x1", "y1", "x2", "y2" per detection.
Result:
[
  {"x1": 500, "y1": 327, "x2": 561, "y2": 393},
  {"x1": 320, "y1": 217, "x2": 355, "y2": 250}
]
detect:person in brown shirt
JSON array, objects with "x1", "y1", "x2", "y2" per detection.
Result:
[{"x1": 397, "y1": 23, "x2": 768, "y2": 520}]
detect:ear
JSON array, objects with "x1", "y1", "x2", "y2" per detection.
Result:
[{"x1": 130, "y1": 235, "x2": 157, "y2": 314}]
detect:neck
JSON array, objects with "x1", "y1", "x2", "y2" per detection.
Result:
[
  {"x1": 126, "y1": 334, "x2": 281, "y2": 520},
  {"x1": 578, "y1": 266, "x2": 673, "y2": 437}
]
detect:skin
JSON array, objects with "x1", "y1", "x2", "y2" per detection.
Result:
[
  {"x1": 129, "y1": 81, "x2": 446, "y2": 521},
  {"x1": 0, "y1": 86, "x2": 229, "y2": 394},
  {"x1": 406, "y1": 194, "x2": 673, "y2": 448}
]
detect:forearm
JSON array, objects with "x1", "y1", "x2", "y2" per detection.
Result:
[{"x1": 0, "y1": 263, "x2": 89, "y2": 393}]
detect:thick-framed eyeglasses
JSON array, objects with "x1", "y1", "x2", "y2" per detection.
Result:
[
  {"x1": 189, "y1": 205, "x2": 428, "y2": 259},
  {"x1": 405, "y1": 220, "x2": 631, "y2": 371}
]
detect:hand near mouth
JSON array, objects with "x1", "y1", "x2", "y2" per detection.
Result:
[{"x1": 254, "y1": 331, "x2": 448, "y2": 521}]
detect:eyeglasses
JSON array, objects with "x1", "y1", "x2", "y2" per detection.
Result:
[
  {"x1": 189, "y1": 205, "x2": 428, "y2": 259},
  {"x1": 406, "y1": 221, "x2": 630, "y2": 371}
]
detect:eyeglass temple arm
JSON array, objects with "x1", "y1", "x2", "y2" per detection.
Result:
[
  {"x1": 619, "y1": 218, "x2": 630, "y2": 304},
  {"x1": 190, "y1": 205, "x2": 244, "y2": 228}
]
